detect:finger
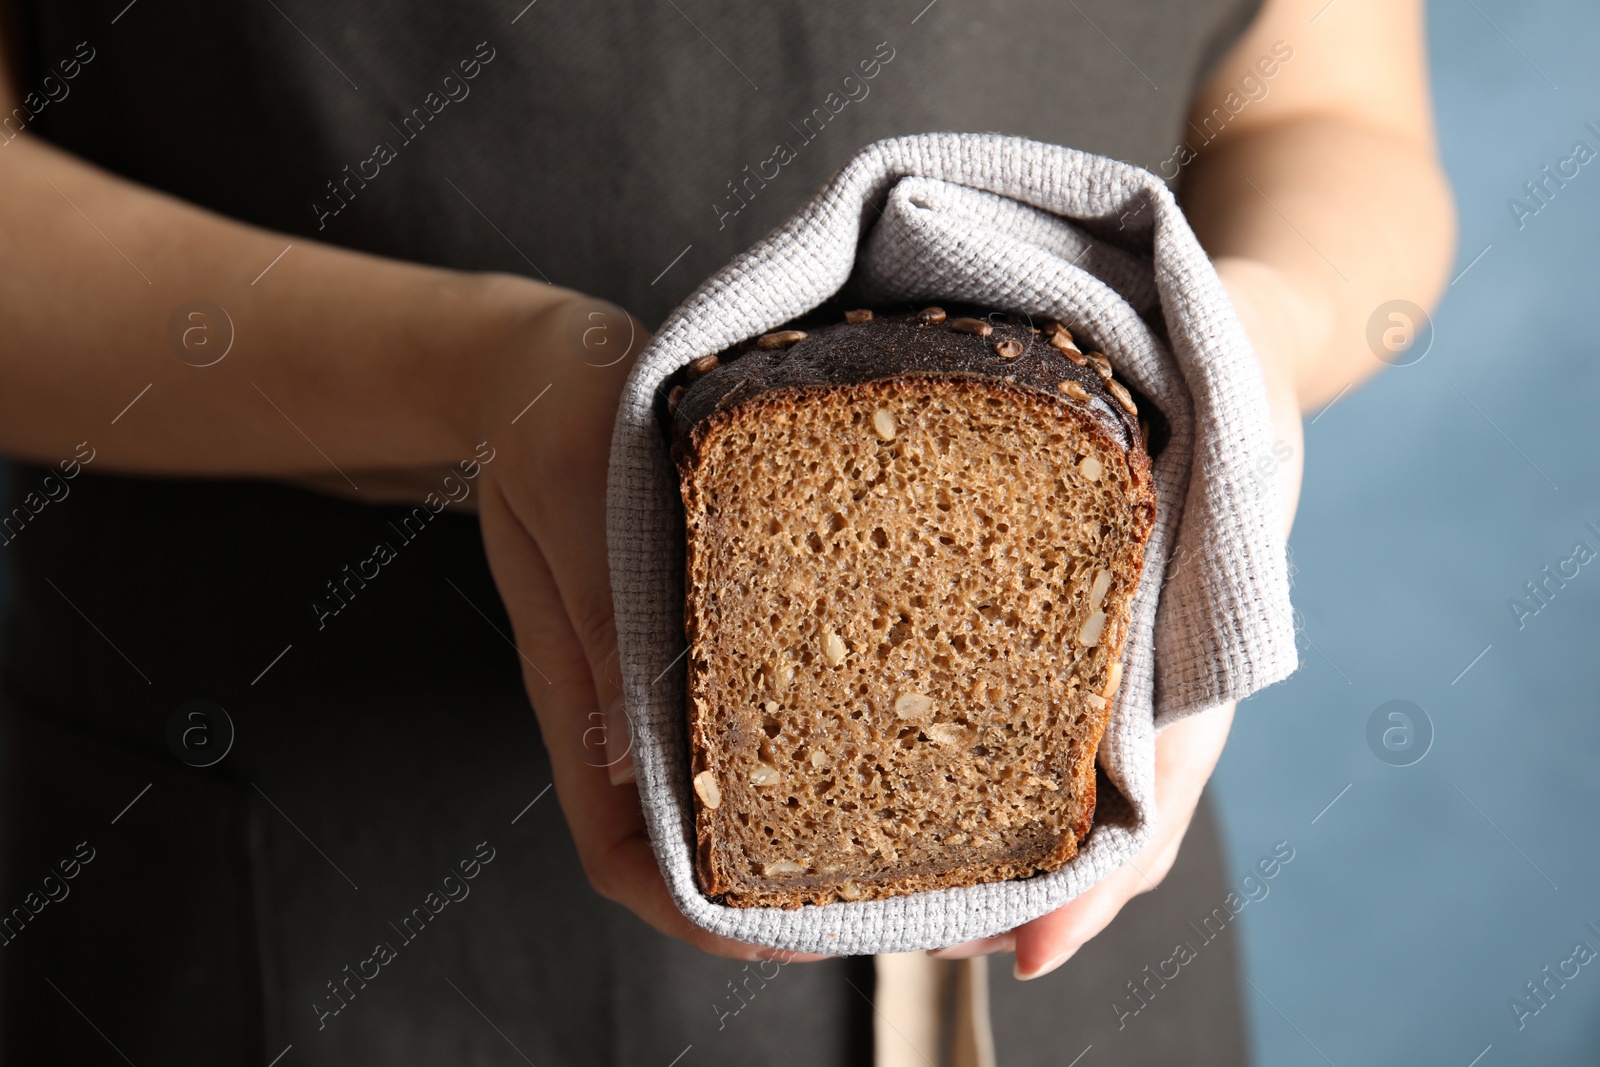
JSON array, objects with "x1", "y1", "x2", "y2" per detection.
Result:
[
  {"x1": 517, "y1": 311, "x2": 647, "y2": 785},
  {"x1": 524, "y1": 398, "x2": 629, "y2": 778},
  {"x1": 1011, "y1": 862, "x2": 1149, "y2": 980},
  {"x1": 479, "y1": 479, "x2": 631, "y2": 844},
  {"x1": 281, "y1": 466, "x2": 482, "y2": 512},
  {"x1": 1007, "y1": 814, "x2": 1187, "y2": 979},
  {"x1": 478, "y1": 484, "x2": 780, "y2": 962},
  {"x1": 927, "y1": 932, "x2": 1015, "y2": 959},
  {"x1": 1008, "y1": 702, "x2": 1238, "y2": 980}
]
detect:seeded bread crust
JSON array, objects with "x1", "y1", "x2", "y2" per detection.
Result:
[
  {"x1": 666, "y1": 306, "x2": 1158, "y2": 908},
  {"x1": 665, "y1": 305, "x2": 1154, "y2": 455}
]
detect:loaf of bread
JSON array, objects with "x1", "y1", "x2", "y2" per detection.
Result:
[{"x1": 662, "y1": 305, "x2": 1158, "y2": 908}]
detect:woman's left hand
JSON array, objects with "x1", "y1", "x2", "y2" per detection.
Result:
[
  {"x1": 932, "y1": 700, "x2": 1236, "y2": 977},
  {"x1": 930, "y1": 257, "x2": 1308, "y2": 978}
]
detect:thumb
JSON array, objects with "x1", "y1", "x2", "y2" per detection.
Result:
[
  {"x1": 526, "y1": 308, "x2": 644, "y2": 787},
  {"x1": 545, "y1": 491, "x2": 633, "y2": 785}
]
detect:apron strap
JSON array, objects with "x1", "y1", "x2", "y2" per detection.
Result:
[{"x1": 872, "y1": 953, "x2": 997, "y2": 1067}]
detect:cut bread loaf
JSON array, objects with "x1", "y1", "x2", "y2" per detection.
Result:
[{"x1": 664, "y1": 305, "x2": 1157, "y2": 908}]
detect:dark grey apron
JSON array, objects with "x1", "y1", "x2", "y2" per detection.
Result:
[{"x1": 1, "y1": 0, "x2": 1259, "y2": 1061}]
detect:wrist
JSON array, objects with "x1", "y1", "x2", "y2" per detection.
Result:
[{"x1": 410, "y1": 270, "x2": 578, "y2": 460}]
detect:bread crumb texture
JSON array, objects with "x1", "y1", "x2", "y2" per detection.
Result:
[{"x1": 678, "y1": 373, "x2": 1153, "y2": 907}]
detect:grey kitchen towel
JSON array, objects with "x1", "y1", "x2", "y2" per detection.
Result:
[{"x1": 605, "y1": 133, "x2": 1298, "y2": 955}]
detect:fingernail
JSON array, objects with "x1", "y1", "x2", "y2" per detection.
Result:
[
  {"x1": 1014, "y1": 945, "x2": 1076, "y2": 981},
  {"x1": 755, "y1": 948, "x2": 830, "y2": 963},
  {"x1": 929, "y1": 934, "x2": 1013, "y2": 959},
  {"x1": 604, "y1": 694, "x2": 635, "y2": 786}
]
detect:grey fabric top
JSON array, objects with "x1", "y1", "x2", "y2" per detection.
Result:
[
  {"x1": 608, "y1": 132, "x2": 1299, "y2": 955},
  {"x1": 24, "y1": 0, "x2": 1261, "y2": 328}
]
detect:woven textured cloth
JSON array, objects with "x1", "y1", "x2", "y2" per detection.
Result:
[{"x1": 605, "y1": 133, "x2": 1298, "y2": 955}]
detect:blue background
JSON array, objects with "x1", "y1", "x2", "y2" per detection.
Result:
[
  {"x1": 2, "y1": 1, "x2": 1596, "y2": 1063},
  {"x1": 1210, "y1": 1, "x2": 1600, "y2": 1063}
]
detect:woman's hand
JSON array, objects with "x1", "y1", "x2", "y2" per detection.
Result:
[
  {"x1": 469, "y1": 283, "x2": 825, "y2": 963},
  {"x1": 928, "y1": 701, "x2": 1237, "y2": 978},
  {"x1": 930, "y1": 257, "x2": 1309, "y2": 978}
]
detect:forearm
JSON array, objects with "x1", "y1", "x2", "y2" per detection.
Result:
[
  {"x1": 1182, "y1": 116, "x2": 1457, "y2": 410},
  {"x1": 0, "y1": 133, "x2": 561, "y2": 475}
]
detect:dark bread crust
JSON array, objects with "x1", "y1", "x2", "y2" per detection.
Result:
[
  {"x1": 666, "y1": 305, "x2": 1156, "y2": 456},
  {"x1": 667, "y1": 306, "x2": 1157, "y2": 907}
]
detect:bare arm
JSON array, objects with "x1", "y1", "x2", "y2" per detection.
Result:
[
  {"x1": 1183, "y1": 0, "x2": 1458, "y2": 413},
  {"x1": 0, "y1": 37, "x2": 562, "y2": 478}
]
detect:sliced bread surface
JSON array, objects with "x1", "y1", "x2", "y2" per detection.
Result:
[{"x1": 669, "y1": 307, "x2": 1156, "y2": 907}]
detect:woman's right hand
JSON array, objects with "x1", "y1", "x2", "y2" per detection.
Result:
[{"x1": 468, "y1": 282, "x2": 827, "y2": 963}]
